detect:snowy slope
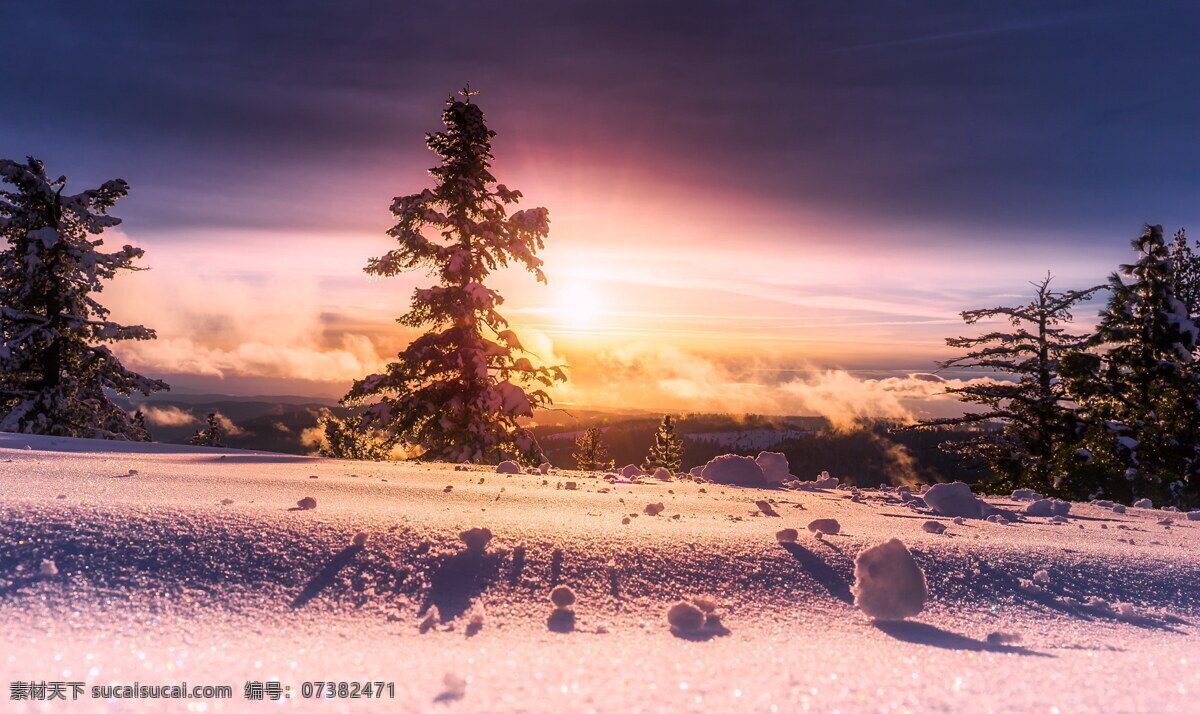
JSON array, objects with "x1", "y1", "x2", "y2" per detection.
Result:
[{"x1": 1, "y1": 434, "x2": 1198, "y2": 713}]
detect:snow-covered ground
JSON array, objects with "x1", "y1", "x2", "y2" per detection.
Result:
[{"x1": 1, "y1": 432, "x2": 1198, "y2": 713}]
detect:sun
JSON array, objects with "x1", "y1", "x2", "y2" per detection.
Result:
[{"x1": 556, "y1": 282, "x2": 604, "y2": 326}]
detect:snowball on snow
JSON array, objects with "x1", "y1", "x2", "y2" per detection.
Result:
[
  {"x1": 666, "y1": 601, "x2": 706, "y2": 632},
  {"x1": 852, "y1": 539, "x2": 927, "y2": 620},
  {"x1": 459, "y1": 527, "x2": 492, "y2": 552},
  {"x1": 807, "y1": 518, "x2": 840, "y2": 535},
  {"x1": 549, "y1": 585, "x2": 576, "y2": 609},
  {"x1": 923, "y1": 482, "x2": 987, "y2": 519},
  {"x1": 618, "y1": 464, "x2": 644, "y2": 479},
  {"x1": 496, "y1": 461, "x2": 521, "y2": 474},
  {"x1": 754, "y1": 451, "x2": 790, "y2": 484},
  {"x1": 700, "y1": 454, "x2": 766, "y2": 486},
  {"x1": 1024, "y1": 499, "x2": 1070, "y2": 517}
]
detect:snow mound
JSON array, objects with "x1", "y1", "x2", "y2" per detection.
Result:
[
  {"x1": 1024, "y1": 499, "x2": 1071, "y2": 517},
  {"x1": 496, "y1": 461, "x2": 521, "y2": 474},
  {"x1": 700, "y1": 454, "x2": 766, "y2": 486},
  {"x1": 1132, "y1": 498, "x2": 1153, "y2": 509},
  {"x1": 923, "y1": 482, "x2": 990, "y2": 519},
  {"x1": 754, "y1": 451, "x2": 790, "y2": 484},
  {"x1": 1011, "y1": 489, "x2": 1043, "y2": 501},
  {"x1": 852, "y1": 539, "x2": 927, "y2": 621}
]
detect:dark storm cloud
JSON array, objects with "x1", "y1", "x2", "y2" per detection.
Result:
[{"x1": 1, "y1": 0, "x2": 1197, "y2": 241}]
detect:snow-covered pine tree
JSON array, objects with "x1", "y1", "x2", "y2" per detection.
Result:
[
  {"x1": 342, "y1": 89, "x2": 566, "y2": 464},
  {"x1": 911, "y1": 275, "x2": 1100, "y2": 496},
  {"x1": 572, "y1": 426, "x2": 613, "y2": 472},
  {"x1": 318, "y1": 414, "x2": 393, "y2": 460},
  {"x1": 1169, "y1": 228, "x2": 1200, "y2": 320},
  {"x1": 643, "y1": 415, "x2": 684, "y2": 472},
  {"x1": 1063, "y1": 225, "x2": 1200, "y2": 506},
  {"x1": 0, "y1": 157, "x2": 167, "y2": 439},
  {"x1": 189, "y1": 413, "x2": 224, "y2": 448}
]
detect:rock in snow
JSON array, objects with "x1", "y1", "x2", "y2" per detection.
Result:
[
  {"x1": 1187, "y1": 512, "x2": 1200, "y2": 521},
  {"x1": 652, "y1": 467, "x2": 672, "y2": 481},
  {"x1": 775, "y1": 528, "x2": 799, "y2": 543},
  {"x1": 1112, "y1": 505, "x2": 1127, "y2": 514},
  {"x1": 700, "y1": 454, "x2": 766, "y2": 486},
  {"x1": 1011, "y1": 489, "x2": 1043, "y2": 501},
  {"x1": 296, "y1": 496, "x2": 317, "y2": 510},
  {"x1": 852, "y1": 539, "x2": 927, "y2": 621},
  {"x1": 1132, "y1": 498, "x2": 1153, "y2": 509},
  {"x1": 496, "y1": 461, "x2": 521, "y2": 474},
  {"x1": 921, "y1": 520, "x2": 947, "y2": 534},
  {"x1": 38, "y1": 559, "x2": 58, "y2": 577},
  {"x1": 754, "y1": 451, "x2": 791, "y2": 484}
]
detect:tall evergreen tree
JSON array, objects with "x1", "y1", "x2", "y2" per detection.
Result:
[
  {"x1": 572, "y1": 426, "x2": 614, "y2": 472},
  {"x1": 1063, "y1": 225, "x2": 1200, "y2": 506},
  {"x1": 644, "y1": 415, "x2": 684, "y2": 472},
  {"x1": 188, "y1": 412, "x2": 225, "y2": 448},
  {"x1": 342, "y1": 89, "x2": 566, "y2": 464},
  {"x1": 913, "y1": 275, "x2": 1100, "y2": 496},
  {"x1": 0, "y1": 158, "x2": 166, "y2": 439}
]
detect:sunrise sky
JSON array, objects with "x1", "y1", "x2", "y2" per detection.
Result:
[{"x1": 4, "y1": 1, "x2": 1199, "y2": 416}]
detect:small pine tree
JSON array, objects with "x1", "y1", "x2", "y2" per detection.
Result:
[
  {"x1": 189, "y1": 413, "x2": 225, "y2": 448},
  {"x1": 911, "y1": 275, "x2": 1101, "y2": 496},
  {"x1": 0, "y1": 157, "x2": 167, "y2": 438},
  {"x1": 131, "y1": 409, "x2": 150, "y2": 441},
  {"x1": 1063, "y1": 225, "x2": 1200, "y2": 506},
  {"x1": 644, "y1": 415, "x2": 684, "y2": 473},
  {"x1": 572, "y1": 426, "x2": 614, "y2": 471},
  {"x1": 343, "y1": 89, "x2": 566, "y2": 464},
  {"x1": 318, "y1": 415, "x2": 393, "y2": 460}
]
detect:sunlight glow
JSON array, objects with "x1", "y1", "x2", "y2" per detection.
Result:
[{"x1": 555, "y1": 282, "x2": 605, "y2": 326}]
